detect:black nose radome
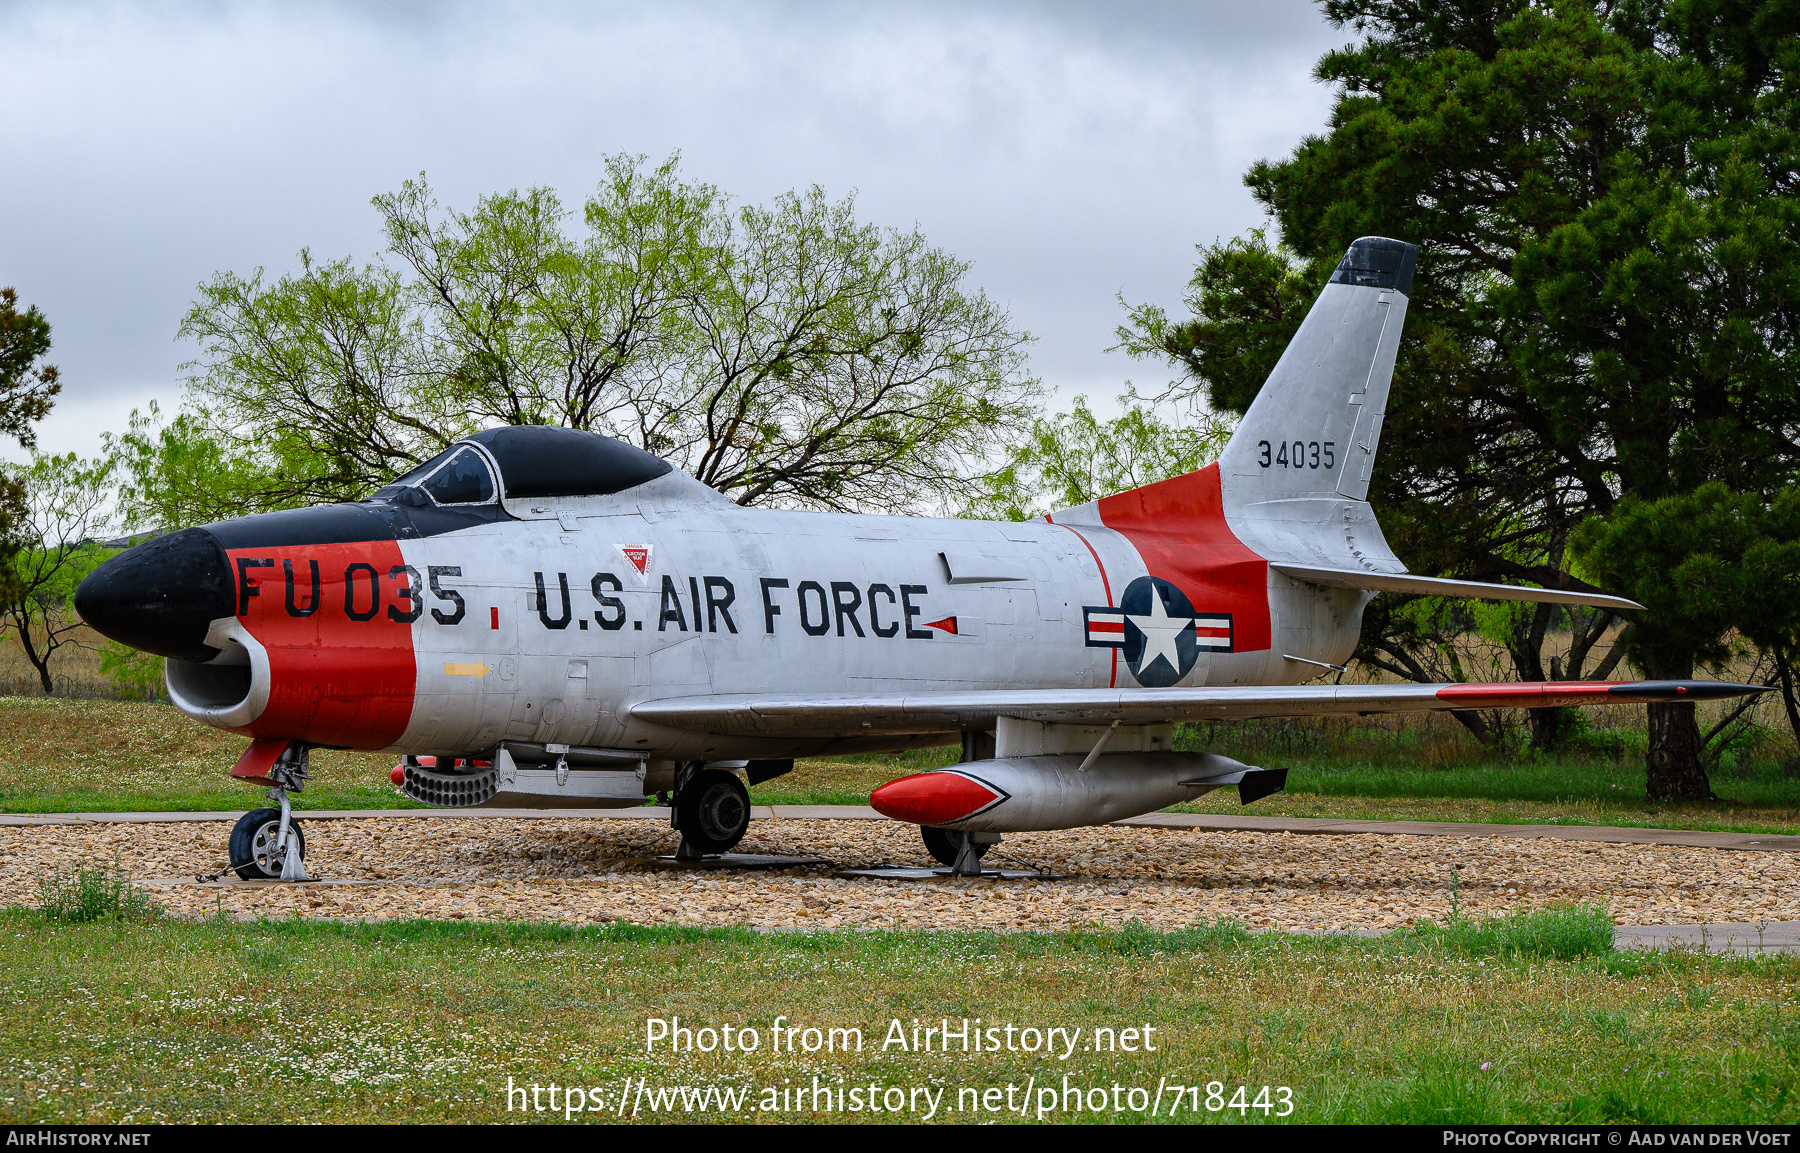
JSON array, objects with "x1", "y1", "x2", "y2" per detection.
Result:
[{"x1": 74, "y1": 528, "x2": 235, "y2": 661}]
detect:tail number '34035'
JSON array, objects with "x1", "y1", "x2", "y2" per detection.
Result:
[{"x1": 1257, "y1": 440, "x2": 1335, "y2": 470}]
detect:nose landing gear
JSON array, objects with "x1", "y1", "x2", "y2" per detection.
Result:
[{"x1": 226, "y1": 740, "x2": 313, "y2": 881}]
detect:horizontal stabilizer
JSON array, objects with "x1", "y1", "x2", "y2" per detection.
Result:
[
  {"x1": 1270, "y1": 563, "x2": 1644, "y2": 612},
  {"x1": 632, "y1": 679, "x2": 1767, "y2": 738}
]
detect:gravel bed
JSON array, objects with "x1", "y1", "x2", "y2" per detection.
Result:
[{"x1": 3, "y1": 817, "x2": 1795, "y2": 932}]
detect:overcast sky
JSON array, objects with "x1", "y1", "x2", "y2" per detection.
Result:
[{"x1": 1, "y1": 0, "x2": 1348, "y2": 462}]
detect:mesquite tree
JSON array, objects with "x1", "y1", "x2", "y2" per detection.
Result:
[{"x1": 163, "y1": 154, "x2": 1039, "y2": 521}]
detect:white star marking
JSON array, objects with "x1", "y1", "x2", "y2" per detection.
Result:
[{"x1": 1127, "y1": 590, "x2": 1196, "y2": 677}]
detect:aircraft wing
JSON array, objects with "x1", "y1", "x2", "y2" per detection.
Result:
[
  {"x1": 1269, "y1": 563, "x2": 1644, "y2": 611},
  {"x1": 630, "y1": 679, "x2": 1763, "y2": 738}
]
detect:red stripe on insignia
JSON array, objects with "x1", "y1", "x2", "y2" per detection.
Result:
[{"x1": 1090, "y1": 622, "x2": 1125, "y2": 633}]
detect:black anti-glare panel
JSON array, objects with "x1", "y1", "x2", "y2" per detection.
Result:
[
  {"x1": 205, "y1": 500, "x2": 510, "y2": 547},
  {"x1": 464, "y1": 425, "x2": 672, "y2": 499}
]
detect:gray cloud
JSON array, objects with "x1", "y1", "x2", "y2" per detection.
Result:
[{"x1": 0, "y1": 0, "x2": 1347, "y2": 458}]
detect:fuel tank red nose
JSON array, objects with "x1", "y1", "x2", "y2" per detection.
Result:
[
  {"x1": 869, "y1": 770, "x2": 1008, "y2": 827},
  {"x1": 73, "y1": 528, "x2": 236, "y2": 662}
]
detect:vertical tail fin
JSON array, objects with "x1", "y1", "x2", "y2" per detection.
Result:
[{"x1": 1216, "y1": 237, "x2": 1416, "y2": 504}]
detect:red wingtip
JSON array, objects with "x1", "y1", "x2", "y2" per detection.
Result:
[
  {"x1": 1434, "y1": 681, "x2": 1621, "y2": 707},
  {"x1": 1432, "y1": 680, "x2": 1761, "y2": 706}
]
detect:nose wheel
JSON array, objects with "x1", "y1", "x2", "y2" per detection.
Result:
[
  {"x1": 673, "y1": 768, "x2": 752, "y2": 860},
  {"x1": 229, "y1": 808, "x2": 308, "y2": 880},
  {"x1": 220, "y1": 740, "x2": 313, "y2": 881}
]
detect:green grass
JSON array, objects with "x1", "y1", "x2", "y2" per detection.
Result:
[
  {"x1": 1262, "y1": 756, "x2": 1800, "y2": 808},
  {"x1": 0, "y1": 906, "x2": 1792, "y2": 1124},
  {"x1": 1404, "y1": 899, "x2": 1617, "y2": 961},
  {"x1": 0, "y1": 696, "x2": 422, "y2": 813}
]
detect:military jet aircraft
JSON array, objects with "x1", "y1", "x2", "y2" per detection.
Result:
[{"x1": 75, "y1": 237, "x2": 1761, "y2": 879}]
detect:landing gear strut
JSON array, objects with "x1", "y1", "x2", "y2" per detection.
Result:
[
  {"x1": 672, "y1": 766, "x2": 751, "y2": 860},
  {"x1": 228, "y1": 743, "x2": 312, "y2": 881},
  {"x1": 921, "y1": 826, "x2": 997, "y2": 876}
]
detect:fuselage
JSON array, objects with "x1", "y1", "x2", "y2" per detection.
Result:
[
  {"x1": 83, "y1": 238, "x2": 1742, "y2": 848},
  {"x1": 89, "y1": 452, "x2": 1372, "y2": 764},
  {"x1": 77, "y1": 238, "x2": 1431, "y2": 778}
]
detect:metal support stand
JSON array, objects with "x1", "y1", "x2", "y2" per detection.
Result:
[
  {"x1": 949, "y1": 831, "x2": 983, "y2": 876},
  {"x1": 960, "y1": 730, "x2": 995, "y2": 763}
]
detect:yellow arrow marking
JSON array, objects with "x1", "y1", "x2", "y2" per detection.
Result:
[{"x1": 443, "y1": 660, "x2": 492, "y2": 678}]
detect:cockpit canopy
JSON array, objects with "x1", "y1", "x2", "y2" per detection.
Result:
[
  {"x1": 464, "y1": 426, "x2": 673, "y2": 498},
  {"x1": 371, "y1": 426, "x2": 673, "y2": 507}
]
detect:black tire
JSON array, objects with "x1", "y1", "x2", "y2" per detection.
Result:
[
  {"x1": 675, "y1": 769, "x2": 751, "y2": 855},
  {"x1": 229, "y1": 808, "x2": 305, "y2": 881},
  {"x1": 921, "y1": 825, "x2": 990, "y2": 867}
]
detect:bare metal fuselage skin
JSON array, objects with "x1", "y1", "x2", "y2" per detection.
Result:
[
  {"x1": 166, "y1": 464, "x2": 1378, "y2": 765},
  {"x1": 146, "y1": 250, "x2": 1423, "y2": 780}
]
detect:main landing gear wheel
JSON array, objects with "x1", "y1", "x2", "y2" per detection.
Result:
[
  {"x1": 229, "y1": 808, "x2": 306, "y2": 881},
  {"x1": 921, "y1": 826, "x2": 991, "y2": 868},
  {"x1": 675, "y1": 769, "x2": 751, "y2": 858}
]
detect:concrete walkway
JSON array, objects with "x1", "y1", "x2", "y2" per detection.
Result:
[
  {"x1": 0, "y1": 805, "x2": 850, "y2": 825},
  {"x1": 1116, "y1": 811, "x2": 1800, "y2": 852},
  {"x1": 1614, "y1": 922, "x2": 1800, "y2": 955},
  {"x1": 3, "y1": 805, "x2": 1794, "y2": 852}
]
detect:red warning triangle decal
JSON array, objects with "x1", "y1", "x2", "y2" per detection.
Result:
[
  {"x1": 923, "y1": 616, "x2": 958, "y2": 635},
  {"x1": 616, "y1": 545, "x2": 652, "y2": 575}
]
